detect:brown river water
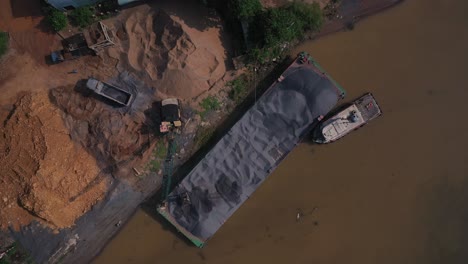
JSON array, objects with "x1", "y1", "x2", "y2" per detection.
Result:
[{"x1": 94, "y1": 0, "x2": 468, "y2": 263}]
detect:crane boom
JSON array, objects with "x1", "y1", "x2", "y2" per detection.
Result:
[{"x1": 161, "y1": 132, "x2": 177, "y2": 201}]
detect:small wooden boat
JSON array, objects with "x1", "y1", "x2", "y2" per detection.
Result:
[{"x1": 312, "y1": 93, "x2": 382, "y2": 144}]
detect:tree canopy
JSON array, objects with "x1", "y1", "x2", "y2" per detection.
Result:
[
  {"x1": 46, "y1": 9, "x2": 68, "y2": 32},
  {"x1": 230, "y1": 0, "x2": 263, "y2": 19},
  {"x1": 249, "y1": 2, "x2": 324, "y2": 63}
]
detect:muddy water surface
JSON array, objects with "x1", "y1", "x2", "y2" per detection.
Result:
[{"x1": 94, "y1": 0, "x2": 468, "y2": 263}]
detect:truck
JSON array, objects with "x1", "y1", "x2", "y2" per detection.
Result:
[
  {"x1": 160, "y1": 98, "x2": 182, "y2": 133},
  {"x1": 50, "y1": 33, "x2": 90, "y2": 64},
  {"x1": 50, "y1": 49, "x2": 82, "y2": 64},
  {"x1": 50, "y1": 22, "x2": 115, "y2": 64},
  {"x1": 86, "y1": 78, "x2": 133, "y2": 106}
]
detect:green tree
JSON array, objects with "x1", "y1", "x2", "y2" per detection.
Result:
[
  {"x1": 199, "y1": 96, "x2": 220, "y2": 119},
  {"x1": 230, "y1": 0, "x2": 262, "y2": 19},
  {"x1": 248, "y1": 2, "x2": 323, "y2": 63},
  {"x1": 0, "y1": 32, "x2": 8, "y2": 58},
  {"x1": 228, "y1": 75, "x2": 248, "y2": 102},
  {"x1": 46, "y1": 9, "x2": 68, "y2": 32},
  {"x1": 70, "y1": 6, "x2": 95, "y2": 28},
  {"x1": 250, "y1": 7, "x2": 302, "y2": 47},
  {"x1": 287, "y1": 2, "x2": 323, "y2": 31}
]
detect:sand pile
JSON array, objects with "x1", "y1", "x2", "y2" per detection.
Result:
[
  {"x1": 50, "y1": 85, "x2": 153, "y2": 178},
  {"x1": 111, "y1": 7, "x2": 226, "y2": 99},
  {"x1": 0, "y1": 92, "x2": 107, "y2": 230}
]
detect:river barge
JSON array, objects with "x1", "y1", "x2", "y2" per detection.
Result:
[
  {"x1": 157, "y1": 52, "x2": 346, "y2": 247},
  {"x1": 312, "y1": 93, "x2": 382, "y2": 143}
]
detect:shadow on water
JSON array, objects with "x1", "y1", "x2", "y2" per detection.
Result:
[{"x1": 140, "y1": 57, "x2": 294, "y2": 243}]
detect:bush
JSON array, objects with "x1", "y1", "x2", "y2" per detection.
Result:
[
  {"x1": 248, "y1": 46, "x2": 282, "y2": 64},
  {"x1": 0, "y1": 32, "x2": 8, "y2": 58},
  {"x1": 46, "y1": 9, "x2": 68, "y2": 31},
  {"x1": 200, "y1": 96, "x2": 220, "y2": 112},
  {"x1": 0, "y1": 242, "x2": 34, "y2": 264},
  {"x1": 248, "y1": 2, "x2": 323, "y2": 63},
  {"x1": 230, "y1": 0, "x2": 262, "y2": 19},
  {"x1": 70, "y1": 6, "x2": 95, "y2": 28},
  {"x1": 147, "y1": 140, "x2": 168, "y2": 172},
  {"x1": 199, "y1": 96, "x2": 220, "y2": 119},
  {"x1": 228, "y1": 75, "x2": 248, "y2": 102},
  {"x1": 194, "y1": 126, "x2": 215, "y2": 149},
  {"x1": 252, "y1": 2, "x2": 323, "y2": 47},
  {"x1": 265, "y1": 8, "x2": 303, "y2": 45},
  {"x1": 287, "y1": 2, "x2": 323, "y2": 31}
]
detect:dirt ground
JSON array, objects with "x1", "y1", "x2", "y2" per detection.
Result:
[
  {"x1": 0, "y1": 0, "x2": 60, "y2": 64},
  {"x1": 0, "y1": 0, "x2": 123, "y2": 231},
  {"x1": 0, "y1": 92, "x2": 107, "y2": 230},
  {"x1": 0, "y1": 0, "x2": 236, "y2": 261}
]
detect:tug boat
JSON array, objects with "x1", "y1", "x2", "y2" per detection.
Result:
[{"x1": 313, "y1": 93, "x2": 382, "y2": 144}]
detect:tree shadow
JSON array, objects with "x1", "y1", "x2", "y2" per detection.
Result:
[
  {"x1": 10, "y1": 0, "x2": 43, "y2": 18},
  {"x1": 147, "y1": 0, "x2": 235, "y2": 71},
  {"x1": 141, "y1": 101, "x2": 161, "y2": 135},
  {"x1": 34, "y1": 15, "x2": 55, "y2": 34},
  {"x1": 149, "y1": 0, "x2": 221, "y2": 31}
]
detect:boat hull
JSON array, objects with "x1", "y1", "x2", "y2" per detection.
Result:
[{"x1": 312, "y1": 93, "x2": 382, "y2": 144}]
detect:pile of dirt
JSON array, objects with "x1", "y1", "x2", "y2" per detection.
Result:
[
  {"x1": 108, "y1": 7, "x2": 227, "y2": 100},
  {"x1": 50, "y1": 84, "x2": 154, "y2": 179},
  {"x1": 0, "y1": 92, "x2": 107, "y2": 230}
]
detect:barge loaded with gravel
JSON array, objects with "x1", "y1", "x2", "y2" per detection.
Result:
[{"x1": 157, "y1": 53, "x2": 346, "y2": 247}]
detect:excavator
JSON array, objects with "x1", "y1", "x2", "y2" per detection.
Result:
[
  {"x1": 161, "y1": 131, "x2": 177, "y2": 201},
  {"x1": 158, "y1": 130, "x2": 192, "y2": 209},
  {"x1": 158, "y1": 98, "x2": 185, "y2": 203}
]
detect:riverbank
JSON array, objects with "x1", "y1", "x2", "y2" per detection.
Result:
[
  {"x1": 98, "y1": 0, "x2": 405, "y2": 261},
  {"x1": 1, "y1": 0, "x2": 403, "y2": 263},
  {"x1": 96, "y1": 0, "x2": 468, "y2": 263},
  {"x1": 0, "y1": 0, "x2": 235, "y2": 262},
  {"x1": 316, "y1": 0, "x2": 404, "y2": 38}
]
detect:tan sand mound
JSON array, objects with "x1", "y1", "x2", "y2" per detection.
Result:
[
  {"x1": 0, "y1": 92, "x2": 107, "y2": 230},
  {"x1": 111, "y1": 7, "x2": 226, "y2": 99}
]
